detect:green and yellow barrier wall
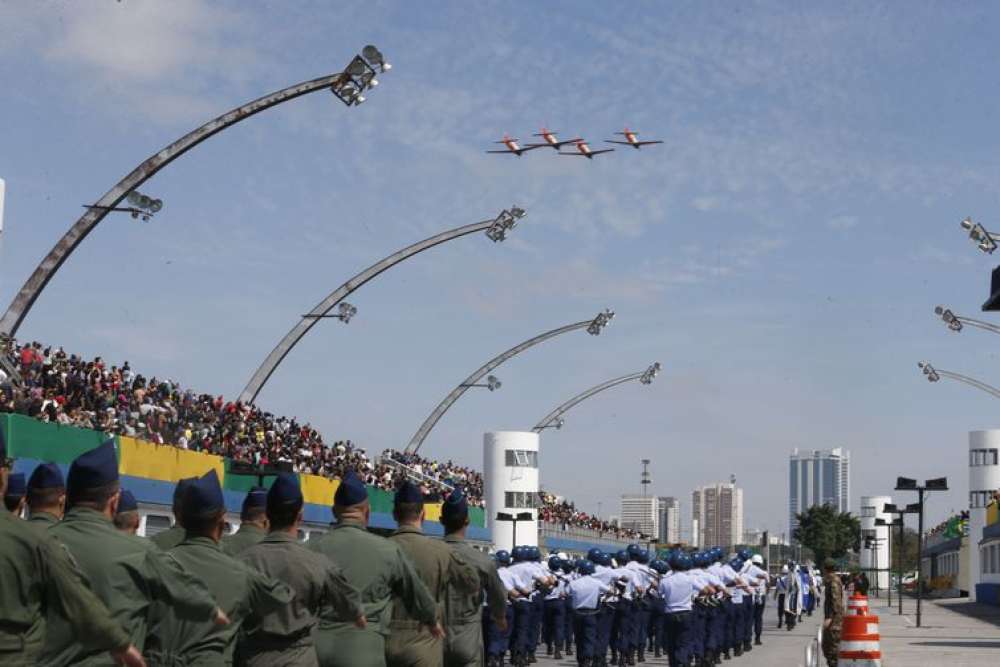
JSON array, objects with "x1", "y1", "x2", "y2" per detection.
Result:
[{"x1": 2, "y1": 414, "x2": 487, "y2": 539}]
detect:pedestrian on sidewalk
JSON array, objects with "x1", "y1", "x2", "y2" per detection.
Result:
[
  {"x1": 775, "y1": 566, "x2": 788, "y2": 628},
  {"x1": 821, "y1": 558, "x2": 844, "y2": 667}
]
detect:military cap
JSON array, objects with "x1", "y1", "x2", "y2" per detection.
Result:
[
  {"x1": 394, "y1": 480, "x2": 423, "y2": 506},
  {"x1": 181, "y1": 469, "x2": 224, "y2": 520},
  {"x1": 5, "y1": 472, "x2": 26, "y2": 500},
  {"x1": 268, "y1": 472, "x2": 303, "y2": 508},
  {"x1": 242, "y1": 485, "x2": 267, "y2": 511},
  {"x1": 334, "y1": 469, "x2": 368, "y2": 507},
  {"x1": 117, "y1": 489, "x2": 138, "y2": 513},
  {"x1": 67, "y1": 439, "x2": 119, "y2": 494},
  {"x1": 173, "y1": 476, "x2": 197, "y2": 507},
  {"x1": 28, "y1": 462, "x2": 65, "y2": 490},
  {"x1": 440, "y1": 488, "x2": 468, "y2": 522}
]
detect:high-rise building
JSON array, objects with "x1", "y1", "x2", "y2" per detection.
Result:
[
  {"x1": 620, "y1": 495, "x2": 658, "y2": 537},
  {"x1": 658, "y1": 496, "x2": 681, "y2": 543},
  {"x1": 788, "y1": 447, "x2": 851, "y2": 537},
  {"x1": 691, "y1": 481, "x2": 743, "y2": 550}
]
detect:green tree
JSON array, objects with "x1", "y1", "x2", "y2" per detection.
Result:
[{"x1": 793, "y1": 504, "x2": 861, "y2": 564}]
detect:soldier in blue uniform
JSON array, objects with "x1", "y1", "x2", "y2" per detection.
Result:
[
  {"x1": 486, "y1": 550, "x2": 517, "y2": 666},
  {"x1": 567, "y1": 559, "x2": 610, "y2": 667},
  {"x1": 660, "y1": 552, "x2": 693, "y2": 667},
  {"x1": 561, "y1": 558, "x2": 576, "y2": 658},
  {"x1": 647, "y1": 559, "x2": 668, "y2": 659},
  {"x1": 543, "y1": 555, "x2": 567, "y2": 659}
]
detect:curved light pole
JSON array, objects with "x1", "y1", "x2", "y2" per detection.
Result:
[
  {"x1": 532, "y1": 361, "x2": 661, "y2": 433},
  {"x1": 405, "y1": 308, "x2": 615, "y2": 455},
  {"x1": 917, "y1": 361, "x2": 1000, "y2": 399},
  {"x1": 238, "y1": 207, "x2": 525, "y2": 404},
  {"x1": 0, "y1": 46, "x2": 391, "y2": 339},
  {"x1": 934, "y1": 305, "x2": 1000, "y2": 335}
]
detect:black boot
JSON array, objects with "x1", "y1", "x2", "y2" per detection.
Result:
[
  {"x1": 554, "y1": 649, "x2": 563, "y2": 660},
  {"x1": 611, "y1": 649, "x2": 618, "y2": 664},
  {"x1": 566, "y1": 641, "x2": 573, "y2": 656},
  {"x1": 627, "y1": 649, "x2": 636, "y2": 666},
  {"x1": 654, "y1": 648, "x2": 661, "y2": 658},
  {"x1": 754, "y1": 638, "x2": 762, "y2": 646},
  {"x1": 722, "y1": 649, "x2": 731, "y2": 660},
  {"x1": 637, "y1": 647, "x2": 645, "y2": 663},
  {"x1": 744, "y1": 641, "x2": 752, "y2": 652},
  {"x1": 528, "y1": 652, "x2": 537, "y2": 664},
  {"x1": 547, "y1": 645, "x2": 553, "y2": 656}
]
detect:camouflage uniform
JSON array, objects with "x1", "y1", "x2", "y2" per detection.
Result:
[{"x1": 821, "y1": 572, "x2": 844, "y2": 667}]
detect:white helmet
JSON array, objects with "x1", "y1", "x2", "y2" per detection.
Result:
[
  {"x1": 781, "y1": 565, "x2": 789, "y2": 574},
  {"x1": 751, "y1": 554, "x2": 764, "y2": 565}
]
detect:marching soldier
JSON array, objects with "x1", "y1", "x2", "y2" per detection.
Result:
[
  {"x1": 485, "y1": 550, "x2": 518, "y2": 667},
  {"x1": 0, "y1": 432, "x2": 146, "y2": 667},
  {"x1": 43, "y1": 440, "x2": 228, "y2": 665},
  {"x1": 567, "y1": 559, "x2": 610, "y2": 666},
  {"x1": 660, "y1": 552, "x2": 694, "y2": 667},
  {"x1": 114, "y1": 489, "x2": 141, "y2": 535},
  {"x1": 239, "y1": 472, "x2": 366, "y2": 666},
  {"x1": 3, "y1": 471, "x2": 25, "y2": 515},
  {"x1": 821, "y1": 558, "x2": 844, "y2": 667},
  {"x1": 308, "y1": 470, "x2": 442, "y2": 667},
  {"x1": 150, "y1": 476, "x2": 195, "y2": 550},
  {"x1": 222, "y1": 485, "x2": 268, "y2": 556},
  {"x1": 440, "y1": 488, "x2": 507, "y2": 667},
  {"x1": 158, "y1": 470, "x2": 295, "y2": 665},
  {"x1": 26, "y1": 462, "x2": 65, "y2": 528},
  {"x1": 386, "y1": 480, "x2": 479, "y2": 667}
]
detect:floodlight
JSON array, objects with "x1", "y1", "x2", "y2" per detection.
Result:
[
  {"x1": 338, "y1": 302, "x2": 357, "y2": 323},
  {"x1": 917, "y1": 361, "x2": 940, "y2": 382},
  {"x1": 895, "y1": 477, "x2": 918, "y2": 491},
  {"x1": 554, "y1": 418, "x2": 565, "y2": 430},
  {"x1": 640, "y1": 361, "x2": 661, "y2": 384},
  {"x1": 362, "y1": 45, "x2": 390, "y2": 71},
  {"x1": 347, "y1": 59, "x2": 368, "y2": 77},
  {"x1": 486, "y1": 375, "x2": 502, "y2": 391},
  {"x1": 961, "y1": 217, "x2": 997, "y2": 253},
  {"x1": 587, "y1": 308, "x2": 615, "y2": 336},
  {"x1": 905, "y1": 502, "x2": 921, "y2": 513},
  {"x1": 127, "y1": 191, "x2": 142, "y2": 206},
  {"x1": 149, "y1": 199, "x2": 163, "y2": 213},
  {"x1": 484, "y1": 206, "x2": 524, "y2": 243},
  {"x1": 925, "y1": 477, "x2": 948, "y2": 491},
  {"x1": 883, "y1": 503, "x2": 898, "y2": 513}
]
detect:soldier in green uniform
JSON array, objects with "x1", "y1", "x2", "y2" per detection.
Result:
[
  {"x1": 26, "y1": 462, "x2": 65, "y2": 528},
  {"x1": 309, "y1": 470, "x2": 443, "y2": 667},
  {"x1": 239, "y1": 472, "x2": 367, "y2": 667},
  {"x1": 150, "y1": 469, "x2": 295, "y2": 665},
  {"x1": 3, "y1": 471, "x2": 25, "y2": 514},
  {"x1": 115, "y1": 489, "x2": 141, "y2": 534},
  {"x1": 439, "y1": 489, "x2": 507, "y2": 667},
  {"x1": 0, "y1": 431, "x2": 146, "y2": 666},
  {"x1": 43, "y1": 440, "x2": 228, "y2": 666},
  {"x1": 150, "y1": 476, "x2": 195, "y2": 549},
  {"x1": 222, "y1": 485, "x2": 268, "y2": 556},
  {"x1": 386, "y1": 481, "x2": 481, "y2": 667},
  {"x1": 821, "y1": 558, "x2": 844, "y2": 667}
]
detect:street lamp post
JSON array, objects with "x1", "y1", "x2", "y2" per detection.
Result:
[
  {"x1": 239, "y1": 207, "x2": 525, "y2": 404},
  {"x1": 863, "y1": 534, "x2": 885, "y2": 595},
  {"x1": 405, "y1": 309, "x2": 615, "y2": 455},
  {"x1": 917, "y1": 362, "x2": 1000, "y2": 400},
  {"x1": 0, "y1": 46, "x2": 390, "y2": 341},
  {"x1": 881, "y1": 505, "x2": 913, "y2": 616},
  {"x1": 893, "y1": 477, "x2": 949, "y2": 628},
  {"x1": 959, "y1": 216, "x2": 999, "y2": 254},
  {"x1": 531, "y1": 362, "x2": 661, "y2": 433},
  {"x1": 875, "y1": 516, "x2": 902, "y2": 609}
]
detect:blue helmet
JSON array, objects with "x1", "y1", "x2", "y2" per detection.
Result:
[
  {"x1": 561, "y1": 559, "x2": 575, "y2": 574},
  {"x1": 635, "y1": 549, "x2": 650, "y2": 564},
  {"x1": 495, "y1": 550, "x2": 511, "y2": 565},
  {"x1": 650, "y1": 559, "x2": 670, "y2": 574},
  {"x1": 626, "y1": 544, "x2": 643, "y2": 561},
  {"x1": 669, "y1": 550, "x2": 684, "y2": 570},
  {"x1": 729, "y1": 557, "x2": 742, "y2": 570},
  {"x1": 680, "y1": 553, "x2": 695, "y2": 571},
  {"x1": 587, "y1": 548, "x2": 603, "y2": 563},
  {"x1": 530, "y1": 546, "x2": 542, "y2": 562},
  {"x1": 711, "y1": 547, "x2": 724, "y2": 563},
  {"x1": 548, "y1": 555, "x2": 562, "y2": 570},
  {"x1": 595, "y1": 551, "x2": 613, "y2": 567},
  {"x1": 615, "y1": 550, "x2": 629, "y2": 566},
  {"x1": 737, "y1": 548, "x2": 752, "y2": 562},
  {"x1": 512, "y1": 546, "x2": 527, "y2": 562},
  {"x1": 696, "y1": 552, "x2": 710, "y2": 568},
  {"x1": 577, "y1": 559, "x2": 596, "y2": 575}
]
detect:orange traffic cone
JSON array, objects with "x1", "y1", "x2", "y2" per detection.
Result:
[
  {"x1": 838, "y1": 613, "x2": 882, "y2": 666},
  {"x1": 847, "y1": 592, "x2": 869, "y2": 616}
]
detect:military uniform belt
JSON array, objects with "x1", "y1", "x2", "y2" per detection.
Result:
[{"x1": 573, "y1": 608, "x2": 599, "y2": 616}]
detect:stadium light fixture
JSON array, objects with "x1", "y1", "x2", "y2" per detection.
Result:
[
  {"x1": 461, "y1": 374, "x2": 503, "y2": 392},
  {"x1": 301, "y1": 301, "x2": 357, "y2": 323},
  {"x1": 485, "y1": 206, "x2": 526, "y2": 242},
  {"x1": 639, "y1": 362, "x2": 661, "y2": 385},
  {"x1": 960, "y1": 216, "x2": 998, "y2": 254},
  {"x1": 917, "y1": 362, "x2": 940, "y2": 383},
  {"x1": 587, "y1": 308, "x2": 615, "y2": 335},
  {"x1": 84, "y1": 189, "x2": 163, "y2": 222},
  {"x1": 331, "y1": 46, "x2": 391, "y2": 107}
]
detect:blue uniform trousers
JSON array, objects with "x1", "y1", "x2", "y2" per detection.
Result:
[
  {"x1": 543, "y1": 598, "x2": 565, "y2": 650},
  {"x1": 633, "y1": 599, "x2": 649, "y2": 653},
  {"x1": 483, "y1": 604, "x2": 514, "y2": 657},
  {"x1": 753, "y1": 600, "x2": 765, "y2": 642},
  {"x1": 742, "y1": 597, "x2": 754, "y2": 645},
  {"x1": 705, "y1": 604, "x2": 721, "y2": 653},
  {"x1": 612, "y1": 600, "x2": 634, "y2": 653},
  {"x1": 512, "y1": 599, "x2": 533, "y2": 657},
  {"x1": 664, "y1": 610, "x2": 692, "y2": 667},
  {"x1": 530, "y1": 594, "x2": 544, "y2": 652},
  {"x1": 723, "y1": 600, "x2": 739, "y2": 651},
  {"x1": 572, "y1": 610, "x2": 600, "y2": 660},
  {"x1": 690, "y1": 604, "x2": 706, "y2": 659},
  {"x1": 649, "y1": 603, "x2": 665, "y2": 653},
  {"x1": 597, "y1": 604, "x2": 615, "y2": 659},
  {"x1": 563, "y1": 597, "x2": 574, "y2": 650}
]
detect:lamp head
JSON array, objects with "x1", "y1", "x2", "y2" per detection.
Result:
[
  {"x1": 640, "y1": 361, "x2": 661, "y2": 384},
  {"x1": 895, "y1": 477, "x2": 918, "y2": 491},
  {"x1": 486, "y1": 375, "x2": 502, "y2": 391},
  {"x1": 587, "y1": 308, "x2": 615, "y2": 336},
  {"x1": 924, "y1": 477, "x2": 948, "y2": 491}
]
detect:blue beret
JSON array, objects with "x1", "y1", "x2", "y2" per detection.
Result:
[
  {"x1": 394, "y1": 480, "x2": 423, "y2": 506},
  {"x1": 334, "y1": 470, "x2": 368, "y2": 507},
  {"x1": 242, "y1": 486, "x2": 268, "y2": 511},
  {"x1": 5, "y1": 472, "x2": 26, "y2": 500},
  {"x1": 28, "y1": 463, "x2": 64, "y2": 491},
  {"x1": 67, "y1": 440, "x2": 119, "y2": 496},
  {"x1": 441, "y1": 489, "x2": 468, "y2": 522},
  {"x1": 267, "y1": 472, "x2": 303, "y2": 509},
  {"x1": 173, "y1": 477, "x2": 196, "y2": 506},
  {"x1": 117, "y1": 489, "x2": 138, "y2": 513},
  {"x1": 182, "y1": 470, "x2": 224, "y2": 519}
]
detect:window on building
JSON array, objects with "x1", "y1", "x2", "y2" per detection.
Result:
[
  {"x1": 505, "y1": 449, "x2": 538, "y2": 468},
  {"x1": 504, "y1": 491, "x2": 538, "y2": 509},
  {"x1": 861, "y1": 506, "x2": 876, "y2": 518},
  {"x1": 993, "y1": 544, "x2": 999, "y2": 573},
  {"x1": 971, "y1": 490, "x2": 994, "y2": 508},
  {"x1": 970, "y1": 448, "x2": 999, "y2": 466}
]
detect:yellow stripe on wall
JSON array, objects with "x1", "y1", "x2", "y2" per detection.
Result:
[
  {"x1": 118, "y1": 436, "x2": 224, "y2": 483},
  {"x1": 301, "y1": 474, "x2": 338, "y2": 506}
]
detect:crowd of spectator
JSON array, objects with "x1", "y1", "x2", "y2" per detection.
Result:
[
  {"x1": 539, "y1": 490, "x2": 650, "y2": 540},
  {"x1": 2, "y1": 339, "x2": 636, "y2": 529}
]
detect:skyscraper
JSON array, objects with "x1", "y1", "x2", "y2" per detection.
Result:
[
  {"x1": 620, "y1": 495, "x2": 659, "y2": 537},
  {"x1": 691, "y1": 481, "x2": 744, "y2": 549},
  {"x1": 658, "y1": 496, "x2": 681, "y2": 543},
  {"x1": 788, "y1": 447, "x2": 851, "y2": 537}
]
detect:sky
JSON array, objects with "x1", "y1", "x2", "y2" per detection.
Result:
[{"x1": 2, "y1": 1, "x2": 999, "y2": 538}]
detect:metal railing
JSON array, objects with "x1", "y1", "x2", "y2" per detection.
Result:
[
  {"x1": 803, "y1": 625, "x2": 822, "y2": 667},
  {"x1": 377, "y1": 456, "x2": 456, "y2": 493}
]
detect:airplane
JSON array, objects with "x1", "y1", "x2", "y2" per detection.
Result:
[
  {"x1": 559, "y1": 139, "x2": 614, "y2": 159},
  {"x1": 486, "y1": 134, "x2": 542, "y2": 156},
  {"x1": 524, "y1": 127, "x2": 582, "y2": 150},
  {"x1": 604, "y1": 127, "x2": 664, "y2": 149}
]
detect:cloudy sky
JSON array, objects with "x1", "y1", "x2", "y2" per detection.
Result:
[{"x1": 2, "y1": 1, "x2": 998, "y2": 537}]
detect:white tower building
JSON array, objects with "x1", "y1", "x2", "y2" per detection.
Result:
[
  {"x1": 859, "y1": 495, "x2": 892, "y2": 589},
  {"x1": 484, "y1": 431, "x2": 540, "y2": 552},
  {"x1": 969, "y1": 430, "x2": 1000, "y2": 601}
]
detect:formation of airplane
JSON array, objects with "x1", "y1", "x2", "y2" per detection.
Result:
[{"x1": 487, "y1": 127, "x2": 661, "y2": 159}]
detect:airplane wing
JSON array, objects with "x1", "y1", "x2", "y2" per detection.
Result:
[
  {"x1": 588, "y1": 149, "x2": 614, "y2": 156},
  {"x1": 604, "y1": 140, "x2": 633, "y2": 145},
  {"x1": 525, "y1": 139, "x2": 579, "y2": 149},
  {"x1": 558, "y1": 151, "x2": 591, "y2": 156},
  {"x1": 634, "y1": 140, "x2": 664, "y2": 146},
  {"x1": 486, "y1": 150, "x2": 516, "y2": 154}
]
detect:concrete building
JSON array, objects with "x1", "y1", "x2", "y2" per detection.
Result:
[
  {"x1": 484, "y1": 431, "x2": 540, "y2": 551},
  {"x1": 789, "y1": 447, "x2": 851, "y2": 536},
  {"x1": 658, "y1": 496, "x2": 681, "y2": 544},
  {"x1": 859, "y1": 495, "x2": 892, "y2": 589},
  {"x1": 692, "y1": 481, "x2": 744, "y2": 550},
  {"x1": 620, "y1": 494, "x2": 659, "y2": 537},
  {"x1": 969, "y1": 430, "x2": 1000, "y2": 601}
]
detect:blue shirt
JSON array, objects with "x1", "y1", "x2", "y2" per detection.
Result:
[
  {"x1": 658, "y1": 572, "x2": 693, "y2": 612},
  {"x1": 568, "y1": 575, "x2": 611, "y2": 610}
]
